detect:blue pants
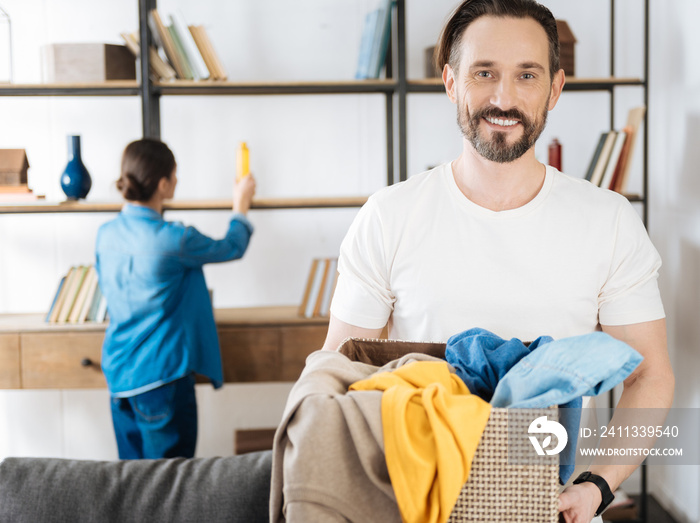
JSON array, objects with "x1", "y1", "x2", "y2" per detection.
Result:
[{"x1": 110, "y1": 374, "x2": 198, "y2": 459}]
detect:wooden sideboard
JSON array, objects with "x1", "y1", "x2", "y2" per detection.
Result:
[{"x1": 0, "y1": 306, "x2": 329, "y2": 389}]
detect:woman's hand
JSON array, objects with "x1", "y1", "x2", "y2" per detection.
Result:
[{"x1": 233, "y1": 174, "x2": 256, "y2": 215}]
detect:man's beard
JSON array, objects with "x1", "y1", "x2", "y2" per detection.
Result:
[{"x1": 458, "y1": 101, "x2": 549, "y2": 163}]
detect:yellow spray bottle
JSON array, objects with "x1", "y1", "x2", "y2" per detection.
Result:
[{"x1": 236, "y1": 142, "x2": 250, "y2": 181}]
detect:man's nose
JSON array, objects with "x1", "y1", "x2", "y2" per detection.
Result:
[{"x1": 489, "y1": 78, "x2": 517, "y2": 110}]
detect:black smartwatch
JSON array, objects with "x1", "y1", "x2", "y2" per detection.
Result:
[{"x1": 573, "y1": 471, "x2": 615, "y2": 517}]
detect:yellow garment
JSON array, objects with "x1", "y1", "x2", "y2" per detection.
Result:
[{"x1": 351, "y1": 361, "x2": 491, "y2": 523}]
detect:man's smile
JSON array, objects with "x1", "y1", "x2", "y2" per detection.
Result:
[{"x1": 484, "y1": 116, "x2": 520, "y2": 127}]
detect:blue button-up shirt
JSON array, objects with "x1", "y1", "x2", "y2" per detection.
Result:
[{"x1": 95, "y1": 204, "x2": 253, "y2": 396}]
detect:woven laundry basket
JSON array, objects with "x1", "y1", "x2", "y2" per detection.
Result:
[{"x1": 339, "y1": 338, "x2": 559, "y2": 523}]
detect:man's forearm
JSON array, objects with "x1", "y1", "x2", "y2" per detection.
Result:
[{"x1": 588, "y1": 370, "x2": 674, "y2": 492}]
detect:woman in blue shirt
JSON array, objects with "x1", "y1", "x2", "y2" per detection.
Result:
[{"x1": 95, "y1": 138, "x2": 256, "y2": 459}]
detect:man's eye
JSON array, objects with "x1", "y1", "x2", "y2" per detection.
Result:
[
  {"x1": 476, "y1": 71, "x2": 491, "y2": 78},
  {"x1": 522, "y1": 73, "x2": 535, "y2": 79}
]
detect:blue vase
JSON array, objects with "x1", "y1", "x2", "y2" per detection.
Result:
[{"x1": 60, "y1": 135, "x2": 92, "y2": 200}]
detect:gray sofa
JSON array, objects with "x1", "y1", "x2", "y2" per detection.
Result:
[{"x1": 0, "y1": 450, "x2": 272, "y2": 523}]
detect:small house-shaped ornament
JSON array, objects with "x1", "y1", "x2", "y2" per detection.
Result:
[
  {"x1": 0, "y1": 148, "x2": 29, "y2": 185},
  {"x1": 556, "y1": 20, "x2": 577, "y2": 77}
]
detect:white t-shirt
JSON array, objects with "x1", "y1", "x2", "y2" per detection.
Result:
[{"x1": 331, "y1": 163, "x2": 665, "y2": 342}]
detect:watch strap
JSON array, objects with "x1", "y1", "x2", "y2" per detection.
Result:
[{"x1": 573, "y1": 471, "x2": 615, "y2": 516}]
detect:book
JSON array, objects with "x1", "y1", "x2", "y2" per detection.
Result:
[
  {"x1": 120, "y1": 31, "x2": 176, "y2": 81},
  {"x1": 188, "y1": 26, "x2": 215, "y2": 79},
  {"x1": 86, "y1": 284, "x2": 104, "y2": 323},
  {"x1": 312, "y1": 258, "x2": 332, "y2": 317},
  {"x1": 198, "y1": 25, "x2": 227, "y2": 80},
  {"x1": 589, "y1": 131, "x2": 617, "y2": 187},
  {"x1": 319, "y1": 258, "x2": 338, "y2": 317},
  {"x1": 76, "y1": 268, "x2": 100, "y2": 323},
  {"x1": 599, "y1": 130, "x2": 627, "y2": 190},
  {"x1": 0, "y1": 184, "x2": 32, "y2": 193},
  {"x1": 355, "y1": 9, "x2": 380, "y2": 79},
  {"x1": 69, "y1": 266, "x2": 96, "y2": 324},
  {"x1": 94, "y1": 293, "x2": 109, "y2": 323},
  {"x1": 608, "y1": 126, "x2": 633, "y2": 193},
  {"x1": 298, "y1": 258, "x2": 339, "y2": 318},
  {"x1": 167, "y1": 25, "x2": 194, "y2": 80},
  {"x1": 583, "y1": 133, "x2": 608, "y2": 182},
  {"x1": 45, "y1": 275, "x2": 67, "y2": 322},
  {"x1": 120, "y1": 31, "x2": 139, "y2": 56},
  {"x1": 368, "y1": 0, "x2": 394, "y2": 79},
  {"x1": 149, "y1": 9, "x2": 189, "y2": 79},
  {"x1": 57, "y1": 265, "x2": 88, "y2": 323},
  {"x1": 170, "y1": 12, "x2": 210, "y2": 80},
  {"x1": 0, "y1": 191, "x2": 45, "y2": 202},
  {"x1": 299, "y1": 258, "x2": 321, "y2": 317},
  {"x1": 189, "y1": 25, "x2": 227, "y2": 80},
  {"x1": 49, "y1": 267, "x2": 76, "y2": 323},
  {"x1": 613, "y1": 106, "x2": 646, "y2": 194}
]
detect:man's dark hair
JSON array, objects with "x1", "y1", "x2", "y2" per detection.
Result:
[{"x1": 435, "y1": 0, "x2": 560, "y2": 80}]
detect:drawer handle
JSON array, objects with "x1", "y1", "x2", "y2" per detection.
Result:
[{"x1": 81, "y1": 358, "x2": 96, "y2": 368}]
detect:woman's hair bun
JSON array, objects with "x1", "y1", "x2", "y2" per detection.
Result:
[{"x1": 117, "y1": 139, "x2": 176, "y2": 202}]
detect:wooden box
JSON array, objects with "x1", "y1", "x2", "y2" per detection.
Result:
[
  {"x1": 556, "y1": 20, "x2": 577, "y2": 77},
  {"x1": 42, "y1": 43, "x2": 136, "y2": 83},
  {"x1": 0, "y1": 149, "x2": 29, "y2": 185}
]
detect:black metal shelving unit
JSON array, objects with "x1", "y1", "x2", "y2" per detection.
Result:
[{"x1": 0, "y1": 0, "x2": 649, "y2": 220}]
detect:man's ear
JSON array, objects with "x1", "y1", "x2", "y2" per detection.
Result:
[
  {"x1": 547, "y1": 68, "x2": 566, "y2": 111},
  {"x1": 443, "y1": 63, "x2": 458, "y2": 104}
]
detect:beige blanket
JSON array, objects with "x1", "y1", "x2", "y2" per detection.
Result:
[{"x1": 269, "y1": 349, "x2": 447, "y2": 523}]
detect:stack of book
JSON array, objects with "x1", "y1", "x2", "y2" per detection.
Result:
[
  {"x1": 120, "y1": 32, "x2": 176, "y2": 81},
  {"x1": 46, "y1": 265, "x2": 107, "y2": 324},
  {"x1": 355, "y1": 0, "x2": 395, "y2": 79},
  {"x1": 0, "y1": 184, "x2": 44, "y2": 202},
  {"x1": 137, "y1": 9, "x2": 227, "y2": 81},
  {"x1": 298, "y1": 258, "x2": 338, "y2": 319},
  {"x1": 584, "y1": 106, "x2": 646, "y2": 194}
]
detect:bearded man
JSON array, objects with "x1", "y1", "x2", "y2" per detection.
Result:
[{"x1": 322, "y1": 1, "x2": 674, "y2": 522}]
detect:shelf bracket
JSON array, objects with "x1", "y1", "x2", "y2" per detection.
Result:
[{"x1": 139, "y1": 0, "x2": 161, "y2": 138}]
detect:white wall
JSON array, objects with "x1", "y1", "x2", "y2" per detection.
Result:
[
  {"x1": 646, "y1": 1, "x2": 700, "y2": 521},
  {"x1": 0, "y1": 1, "x2": 698, "y2": 520}
]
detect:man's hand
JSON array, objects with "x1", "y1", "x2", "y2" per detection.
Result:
[
  {"x1": 233, "y1": 174, "x2": 256, "y2": 215},
  {"x1": 559, "y1": 482, "x2": 601, "y2": 523}
]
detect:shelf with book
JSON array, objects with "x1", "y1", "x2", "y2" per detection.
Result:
[
  {"x1": 0, "y1": 81, "x2": 141, "y2": 96},
  {"x1": 0, "y1": 1, "x2": 651, "y2": 212},
  {"x1": 406, "y1": 77, "x2": 646, "y2": 93},
  {"x1": 0, "y1": 306, "x2": 330, "y2": 389},
  {"x1": 0, "y1": 196, "x2": 369, "y2": 214},
  {"x1": 154, "y1": 79, "x2": 398, "y2": 96}
]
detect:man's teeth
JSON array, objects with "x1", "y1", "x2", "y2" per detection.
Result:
[{"x1": 486, "y1": 117, "x2": 518, "y2": 126}]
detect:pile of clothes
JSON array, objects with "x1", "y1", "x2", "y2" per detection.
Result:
[{"x1": 270, "y1": 329, "x2": 642, "y2": 523}]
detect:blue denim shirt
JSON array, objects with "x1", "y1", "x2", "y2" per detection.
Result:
[
  {"x1": 445, "y1": 328, "x2": 642, "y2": 484},
  {"x1": 95, "y1": 204, "x2": 253, "y2": 397}
]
